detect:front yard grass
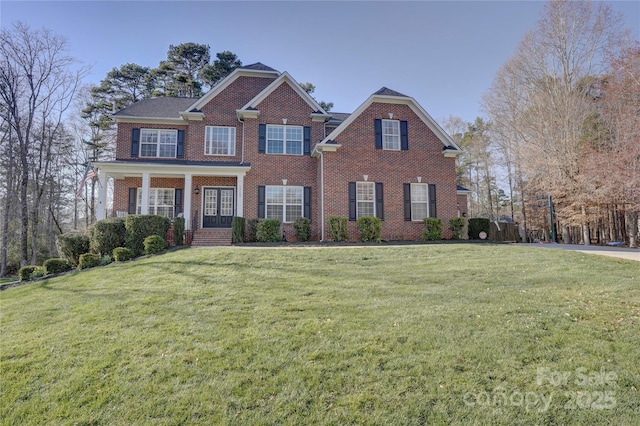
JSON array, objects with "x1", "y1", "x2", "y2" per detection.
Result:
[{"x1": 1, "y1": 244, "x2": 638, "y2": 425}]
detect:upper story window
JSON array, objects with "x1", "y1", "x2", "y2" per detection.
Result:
[
  {"x1": 140, "y1": 129, "x2": 177, "y2": 158},
  {"x1": 205, "y1": 126, "x2": 236, "y2": 156},
  {"x1": 375, "y1": 119, "x2": 408, "y2": 151},
  {"x1": 382, "y1": 119, "x2": 400, "y2": 150},
  {"x1": 267, "y1": 124, "x2": 303, "y2": 155}
]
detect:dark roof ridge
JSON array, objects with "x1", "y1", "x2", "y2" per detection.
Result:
[
  {"x1": 374, "y1": 87, "x2": 408, "y2": 97},
  {"x1": 241, "y1": 62, "x2": 279, "y2": 72}
]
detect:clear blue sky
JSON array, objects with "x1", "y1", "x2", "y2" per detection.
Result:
[{"x1": 2, "y1": 1, "x2": 639, "y2": 124}]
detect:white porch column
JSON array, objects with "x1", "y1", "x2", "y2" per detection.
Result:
[
  {"x1": 96, "y1": 170, "x2": 108, "y2": 220},
  {"x1": 236, "y1": 174, "x2": 244, "y2": 217},
  {"x1": 141, "y1": 172, "x2": 150, "y2": 215},
  {"x1": 183, "y1": 174, "x2": 192, "y2": 230}
]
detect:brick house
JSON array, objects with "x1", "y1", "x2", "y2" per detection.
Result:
[{"x1": 94, "y1": 63, "x2": 464, "y2": 244}]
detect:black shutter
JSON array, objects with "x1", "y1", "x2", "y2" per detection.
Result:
[
  {"x1": 174, "y1": 188, "x2": 183, "y2": 215},
  {"x1": 400, "y1": 121, "x2": 409, "y2": 151},
  {"x1": 258, "y1": 185, "x2": 265, "y2": 218},
  {"x1": 375, "y1": 182, "x2": 384, "y2": 220},
  {"x1": 177, "y1": 130, "x2": 185, "y2": 158},
  {"x1": 348, "y1": 182, "x2": 356, "y2": 221},
  {"x1": 429, "y1": 184, "x2": 437, "y2": 218},
  {"x1": 131, "y1": 128, "x2": 140, "y2": 157},
  {"x1": 303, "y1": 126, "x2": 311, "y2": 156},
  {"x1": 258, "y1": 124, "x2": 266, "y2": 153},
  {"x1": 374, "y1": 119, "x2": 382, "y2": 149},
  {"x1": 304, "y1": 186, "x2": 311, "y2": 220},
  {"x1": 403, "y1": 183, "x2": 412, "y2": 221},
  {"x1": 128, "y1": 188, "x2": 137, "y2": 214}
]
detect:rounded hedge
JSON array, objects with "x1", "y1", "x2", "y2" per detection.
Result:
[{"x1": 143, "y1": 235, "x2": 167, "y2": 255}]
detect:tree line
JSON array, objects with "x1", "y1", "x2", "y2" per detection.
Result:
[
  {"x1": 446, "y1": 1, "x2": 638, "y2": 247},
  {"x1": 0, "y1": 23, "x2": 248, "y2": 275}
]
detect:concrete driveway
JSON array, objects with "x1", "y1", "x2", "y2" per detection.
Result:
[{"x1": 517, "y1": 243, "x2": 640, "y2": 262}]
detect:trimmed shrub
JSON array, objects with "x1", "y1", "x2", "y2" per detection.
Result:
[
  {"x1": 113, "y1": 247, "x2": 135, "y2": 262},
  {"x1": 78, "y1": 253, "x2": 101, "y2": 270},
  {"x1": 99, "y1": 255, "x2": 113, "y2": 266},
  {"x1": 19, "y1": 265, "x2": 39, "y2": 281},
  {"x1": 256, "y1": 218, "x2": 281, "y2": 242},
  {"x1": 328, "y1": 216, "x2": 348, "y2": 242},
  {"x1": 173, "y1": 217, "x2": 185, "y2": 246},
  {"x1": 231, "y1": 216, "x2": 245, "y2": 243},
  {"x1": 43, "y1": 258, "x2": 71, "y2": 275},
  {"x1": 449, "y1": 217, "x2": 466, "y2": 240},
  {"x1": 246, "y1": 218, "x2": 260, "y2": 242},
  {"x1": 357, "y1": 216, "x2": 381, "y2": 243},
  {"x1": 144, "y1": 235, "x2": 167, "y2": 255},
  {"x1": 422, "y1": 217, "x2": 444, "y2": 241},
  {"x1": 56, "y1": 232, "x2": 90, "y2": 267},
  {"x1": 29, "y1": 267, "x2": 46, "y2": 280},
  {"x1": 125, "y1": 215, "x2": 171, "y2": 255},
  {"x1": 90, "y1": 218, "x2": 126, "y2": 257},
  {"x1": 293, "y1": 217, "x2": 311, "y2": 242},
  {"x1": 468, "y1": 218, "x2": 491, "y2": 239}
]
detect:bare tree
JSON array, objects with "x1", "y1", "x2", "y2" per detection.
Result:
[
  {"x1": 483, "y1": 0, "x2": 626, "y2": 245},
  {"x1": 0, "y1": 22, "x2": 86, "y2": 266}
]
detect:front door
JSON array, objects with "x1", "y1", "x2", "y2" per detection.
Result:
[{"x1": 203, "y1": 187, "x2": 234, "y2": 228}]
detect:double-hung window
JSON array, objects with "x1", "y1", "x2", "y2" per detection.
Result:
[
  {"x1": 382, "y1": 119, "x2": 400, "y2": 150},
  {"x1": 410, "y1": 183, "x2": 429, "y2": 220},
  {"x1": 267, "y1": 125, "x2": 303, "y2": 155},
  {"x1": 140, "y1": 129, "x2": 177, "y2": 158},
  {"x1": 137, "y1": 188, "x2": 175, "y2": 218},
  {"x1": 205, "y1": 126, "x2": 236, "y2": 156},
  {"x1": 266, "y1": 186, "x2": 303, "y2": 223},
  {"x1": 356, "y1": 181, "x2": 375, "y2": 218}
]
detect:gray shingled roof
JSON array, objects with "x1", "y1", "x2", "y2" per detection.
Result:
[
  {"x1": 241, "y1": 62, "x2": 279, "y2": 72},
  {"x1": 327, "y1": 112, "x2": 351, "y2": 123},
  {"x1": 113, "y1": 97, "x2": 198, "y2": 118},
  {"x1": 374, "y1": 87, "x2": 408, "y2": 97}
]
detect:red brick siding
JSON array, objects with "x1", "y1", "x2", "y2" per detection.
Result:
[
  {"x1": 111, "y1": 75, "x2": 459, "y2": 242},
  {"x1": 241, "y1": 81, "x2": 323, "y2": 240},
  {"x1": 322, "y1": 102, "x2": 458, "y2": 241}
]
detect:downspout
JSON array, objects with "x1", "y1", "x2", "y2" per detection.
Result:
[
  {"x1": 319, "y1": 148, "x2": 325, "y2": 242},
  {"x1": 237, "y1": 115, "x2": 245, "y2": 164}
]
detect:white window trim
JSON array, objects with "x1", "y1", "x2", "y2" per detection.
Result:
[
  {"x1": 266, "y1": 124, "x2": 303, "y2": 155},
  {"x1": 411, "y1": 183, "x2": 429, "y2": 221},
  {"x1": 139, "y1": 129, "x2": 178, "y2": 158},
  {"x1": 266, "y1": 185, "x2": 304, "y2": 223},
  {"x1": 205, "y1": 126, "x2": 236, "y2": 156},
  {"x1": 382, "y1": 119, "x2": 400, "y2": 151},
  {"x1": 356, "y1": 181, "x2": 376, "y2": 218},
  {"x1": 137, "y1": 187, "x2": 175, "y2": 218}
]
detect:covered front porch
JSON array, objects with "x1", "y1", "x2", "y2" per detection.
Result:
[{"x1": 93, "y1": 161, "x2": 250, "y2": 236}]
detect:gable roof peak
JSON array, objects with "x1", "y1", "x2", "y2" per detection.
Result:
[
  {"x1": 374, "y1": 87, "x2": 408, "y2": 97},
  {"x1": 241, "y1": 62, "x2": 279, "y2": 73}
]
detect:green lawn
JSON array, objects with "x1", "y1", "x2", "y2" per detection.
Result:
[{"x1": 1, "y1": 244, "x2": 638, "y2": 425}]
